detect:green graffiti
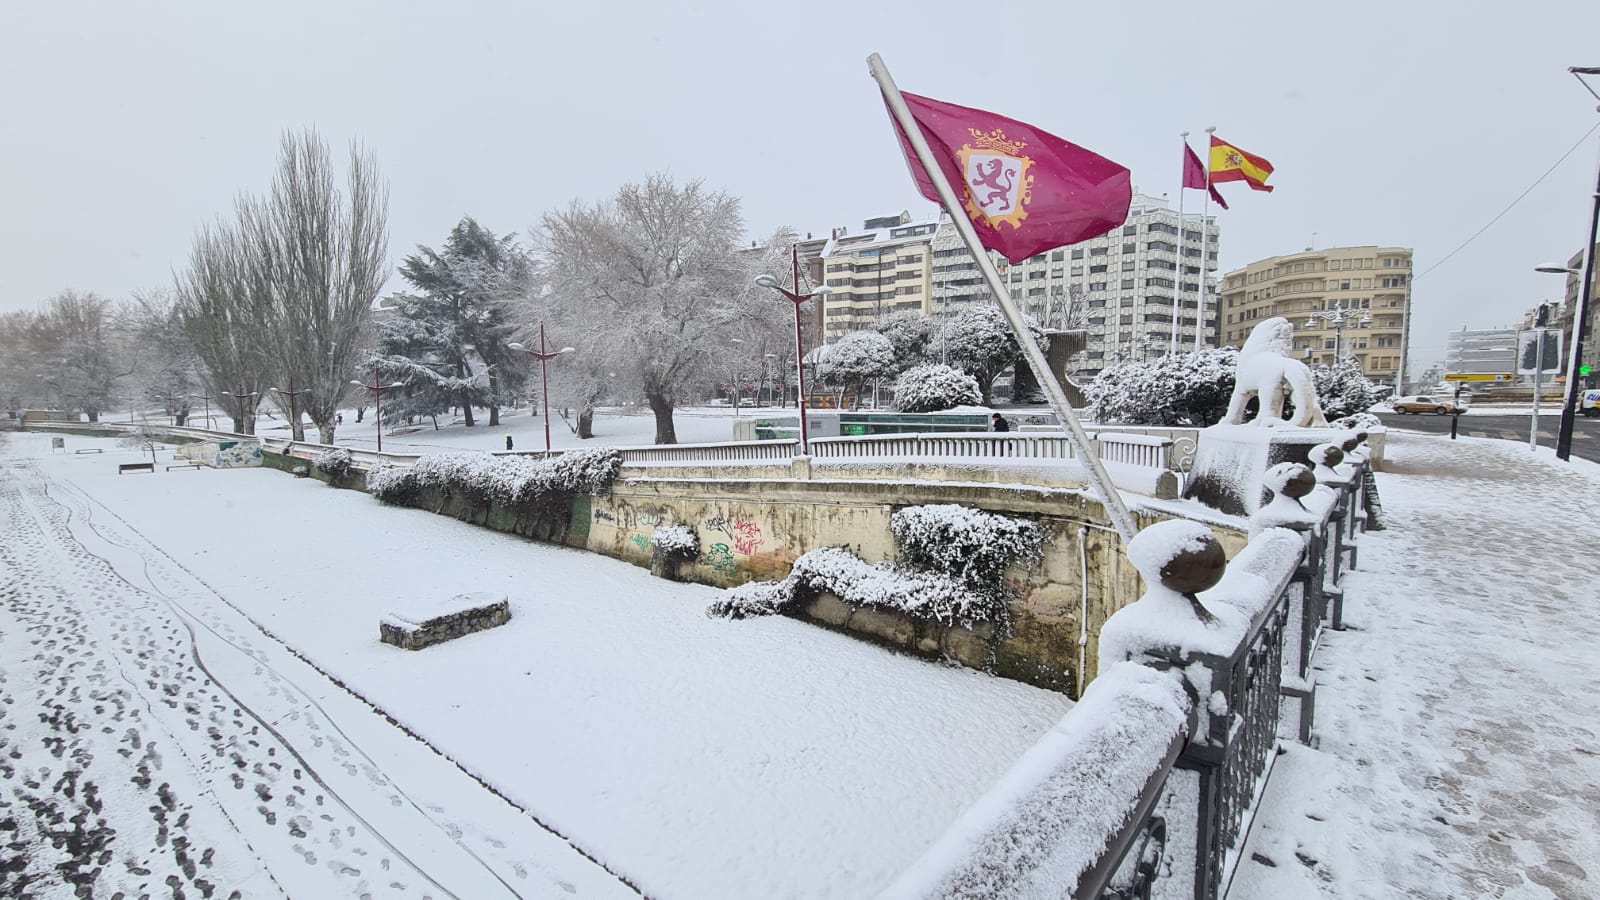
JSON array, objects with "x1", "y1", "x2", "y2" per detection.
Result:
[
  {"x1": 706, "y1": 542, "x2": 737, "y2": 574},
  {"x1": 630, "y1": 533, "x2": 650, "y2": 551}
]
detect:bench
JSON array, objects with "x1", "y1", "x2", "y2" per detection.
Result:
[
  {"x1": 380, "y1": 592, "x2": 511, "y2": 650},
  {"x1": 74, "y1": 448, "x2": 103, "y2": 454},
  {"x1": 166, "y1": 463, "x2": 203, "y2": 471},
  {"x1": 118, "y1": 462, "x2": 155, "y2": 475}
]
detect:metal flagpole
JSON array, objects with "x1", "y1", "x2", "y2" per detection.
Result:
[
  {"x1": 1172, "y1": 132, "x2": 1188, "y2": 355},
  {"x1": 866, "y1": 52, "x2": 1139, "y2": 541},
  {"x1": 1196, "y1": 125, "x2": 1216, "y2": 352}
]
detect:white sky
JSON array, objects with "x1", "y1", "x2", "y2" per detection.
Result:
[{"x1": 3, "y1": 0, "x2": 1598, "y2": 369}]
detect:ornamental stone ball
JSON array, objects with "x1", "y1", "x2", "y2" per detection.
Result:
[
  {"x1": 1340, "y1": 431, "x2": 1368, "y2": 453},
  {"x1": 1309, "y1": 443, "x2": 1345, "y2": 468},
  {"x1": 1264, "y1": 461, "x2": 1317, "y2": 501},
  {"x1": 1159, "y1": 535, "x2": 1227, "y2": 597},
  {"x1": 1127, "y1": 520, "x2": 1225, "y2": 624}
]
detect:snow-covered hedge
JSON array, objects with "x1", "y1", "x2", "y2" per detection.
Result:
[
  {"x1": 366, "y1": 448, "x2": 623, "y2": 508},
  {"x1": 1087, "y1": 348, "x2": 1239, "y2": 425},
  {"x1": 709, "y1": 504, "x2": 1044, "y2": 629},
  {"x1": 706, "y1": 547, "x2": 990, "y2": 626},
  {"x1": 891, "y1": 504, "x2": 1044, "y2": 597},
  {"x1": 1333, "y1": 411, "x2": 1382, "y2": 431},
  {"x1": 651, "y1": 524, "x2": 700, "y2": 559},
  {"x1": 313, "y1": 447, "x2": 354, "y2": 481},
  {"x1": 1312, "y1": 359, "x2": 1384, "y2": 420},
  {"x1": 891, "y1": 364, "x2": 983, "y2": 413}
]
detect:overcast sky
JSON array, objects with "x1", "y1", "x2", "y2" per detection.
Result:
[{"x1": 3, "y1": 0, "x2": 1598, "y2": 367}]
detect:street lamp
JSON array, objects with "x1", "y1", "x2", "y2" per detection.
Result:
[
  {"x1": 1539, "y1": 65, "x2": 1600, "y2": 462},
  {"x1": 1305, "y1": 301, "x2": 1372, "y2": 364},
  {"x1": 755, "y1": 253, "x2": 833, "y2": 455},
  {"x1": 219, "y1": 389, "x2": 259, "y2": 434},
  {"x1": 509, "y1": 323, "x2": 576, "y2": 456},
  {"x1": 191, "y1": 394, "x2": 213, "y2": 430},
  {"x1": 270, "y1": 384, "x2": 312, "y2": 441},
  {"x1": 763, "y1": 353, "x2": 777, "y2": 407},
  {"x1": 350, "y1": 377, "x2": 404, "y2": 452},
  {"x1": 1537, "y1": 262, "x2": 1588, "y2": 460}
]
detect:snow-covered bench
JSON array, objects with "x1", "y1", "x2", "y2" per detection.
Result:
[{"x1": 379, "y1": 592, "x2": 511, "y2": 650}]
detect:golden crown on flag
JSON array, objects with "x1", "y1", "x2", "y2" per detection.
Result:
[{"x1": 966, "y1": 128, "x2": 1028, "y2": 157}]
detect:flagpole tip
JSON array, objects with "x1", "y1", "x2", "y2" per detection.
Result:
[{"x1": 1204, "y1": 126, "x2": 1216, "y2": 133}]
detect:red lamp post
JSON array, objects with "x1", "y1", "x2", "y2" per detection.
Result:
[
  {"x1": 754, "y1": 246, "x2": 832, "y2": 455},
  {"x1": 350, "y1": 375, "x2": 403, "y2": 453},
  {"x1": 509, "y1": 323, "x2": 576, "y2": 456}
]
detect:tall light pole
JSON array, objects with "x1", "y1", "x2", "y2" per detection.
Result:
[
  {"x1": 270, "y1": 383, "x2": 312, "y2": 441},
  {"x1": 1306, "y1": 301, "x2": 1372, "y2": 364},
  {"x1": 350, "y1": 376, "x2": 404, "y2": 453},
  {"x1": 190, "y1": 394, "x2": 212, "y2": 429},
  {"x1": 219, "y1": 389, "x2": 259, "y2": 434},
  {"x1": 509, "y1": 323, "x2": 576, "y2": 456},
  {"x1": 755, "y1": 248, "x2": 833, "y2": 455},
  {"x1": 763, "y1": 353, "x2": 777, "y2": 406}
]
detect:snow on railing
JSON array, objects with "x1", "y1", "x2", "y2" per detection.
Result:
[
  {"x1": 889, "y1": 464, "x2": 1374, "y2": 900},
  {"x1": 807, "y1": 431, "x2": 1175, "y2": 472},
  {"x1": 615, "y1": 439, "x2": 800, "y2": 464}
]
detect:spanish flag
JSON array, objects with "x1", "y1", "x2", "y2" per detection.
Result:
[{"x1": 1209, "y1": 135, "x2": 1275, "y2": 192}]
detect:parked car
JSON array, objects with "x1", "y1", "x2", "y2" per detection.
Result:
[
  {"x1": 1391, "y1": 395, "x2": 1467, "y2": 415},
  {"x1": 1581, "y1": 390, "x2": 1600, "y2": 418}
]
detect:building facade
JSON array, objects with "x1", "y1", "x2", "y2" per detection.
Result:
[
  {"x1": 818, "y1": 212, "x2": 938, "y2": 341},
  {"x1": 1219, "y1": 246, "x2": 1412, "y2": 385},
  {"x1": 1554, "y1": 244, "x2": 1600, "y2": 387},
  {"x1": 928, "y1": 192, "x2": 1220, "y2": 375}
]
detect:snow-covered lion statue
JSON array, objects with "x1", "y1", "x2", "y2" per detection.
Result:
[{"x1": 1221, "y1": 317, "x2": 1328, "y2": 427}]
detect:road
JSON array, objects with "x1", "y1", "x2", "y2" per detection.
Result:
[{"x1": 1373, "y1": 410, "x2": 1600, "y2": 462}]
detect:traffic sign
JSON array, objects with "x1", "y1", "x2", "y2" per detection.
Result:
[{"x1": 1444, "y1": 373, "x2": 1513, "y2": 382}]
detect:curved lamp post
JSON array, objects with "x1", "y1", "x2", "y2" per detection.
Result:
[
  {"x1": 509, "y1": 323, "x2": 576, "y2": 456},
  {"x1": 270, "y1": 383, "x2": 312, "y2": 440},
  {"x1": 219, "y1": 389, "x2": 259, "y2": 434},
  {"x1": 754, "y1": 254, "x2": 833, "y2": 455},
  {"x1": 1306, "y1": 301, "x2": 1372, "y2": 363},
  {"x1": 350, "y1": 377, "x2": 404, "y2": 452}
]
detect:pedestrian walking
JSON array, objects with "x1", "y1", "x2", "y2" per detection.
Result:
[
  {"x1": 505, "y1": 435, "x2": 514, "y2": 451},
  {"x1": 991, "y1": 413, "x2": 1011, "y2": 433}
]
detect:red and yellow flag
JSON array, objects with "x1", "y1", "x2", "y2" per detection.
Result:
[{"x1": 1209, "y1": 135, "x2": 1275, "y2": 192}]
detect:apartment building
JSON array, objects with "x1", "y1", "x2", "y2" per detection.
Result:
[
  {"x1": 1553, "y1": 244, "x2": 1599, "y2": 387},
  {"x1": 1220, "y1": 246, "x2": 1412, "y2": 385},
  {"x1": 818, "y1": 212, "x2": 938, "y2": 341},
  {"x1": 928, "y1": 192, "x2": 1221, "y2": 374}
]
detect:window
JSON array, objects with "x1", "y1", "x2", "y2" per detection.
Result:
[
  {"x1": 1088, "y1": 281, "x2": 1107, "y2": 291},
  {"x1": 1122, "y1": 261, "x2": 1135, "y2": 271},
  {"x1": 1090, "y1": 264, "x2": 1108, "y2": 274},
  {"x1": 1122, "y1": 243, "x2": 1136, "y2": 253},
  {"x1": 1146, "y1": 241, "x2": 1177, "y2": 254},
  {"x1": 898, "y1": 254, "x2": 923, "y2": 264},
  {"x1": 1028, "y1": 270, "x2": 1046, "y2": 279},
  {"x1": 1051, "y1": 250, "x2": 1065, "y2": 261},
  {"x1": 898, "y1": 284, "x2": 921, "y2": 295},
  {"x1": 1026, "y1": 287, "x2": 1046, "y2": 297},
  {"x1": 1121, "y1": 278, "x2": 1135, "y2": 289},
  {"x1": 1071, "y1": 249, "x2": 1084, "y2": 259},
  {"x1": 1051, "y1": 267, "x2": 1064, "y2": 278},
  {"x1": 1340, "y1": 281, "x2": 1350, "y2": 290},
  {"x1": 1070, "y1": 266, "x2": 1084, "y2": 276},
  {"x1": 1123, "y1": 225, "x2": 1137, "y2": 236},
  {"x1": 1090, "y1": 247, "x2": 1109, "y2": 256}
]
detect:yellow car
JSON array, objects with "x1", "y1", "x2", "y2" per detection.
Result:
[{"x1": 1392, "y1": 395, "x2": 1466, "y2": 415}]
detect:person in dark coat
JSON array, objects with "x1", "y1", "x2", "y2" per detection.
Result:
[{"x1": 991, "y1": 413, "x2": 1011, "y2": 433}]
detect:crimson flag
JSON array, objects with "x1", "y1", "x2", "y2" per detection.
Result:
[
  {"x1": 887, "y1": 92, "x2": 1131, "y2": 264},
  {"x1": 1183, "y1": 142, "x2": 1229, "y2": 210}
]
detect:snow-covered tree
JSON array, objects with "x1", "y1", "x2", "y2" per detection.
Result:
[
  {"x1": 29, "y1": 291, "x2": 136, "y2": 423},
  {"x1": 1313, "y1": 358, "x2": 1384, "y2": 420},
  {"x1": 1087, "y1": 348, "x2": 1239, "y2": 425},
  {"x1": 536, "y1": 174, "x2": 791, "y2": 444},
  {"x1": 939, "y1": 306, "x2": 1046, "y2": 404},
  {"x1": 370, "y1": 217, "x2": 529, "y2": 430},
  {"x1": 873, "y1": 310, "x2": 938, "y2": 374},
  {"x1": 817, "y1": 331, "x2": 896, "y2": 408},
  {"x1": 891, "y1": 364, "x2": 982, "y2": 412},
  {"x1": 124, "y1": 289, "x2": 202, "y2": 425},
  {"x1": 176, "y1": 220, "x2": 271, "y2": 434}
]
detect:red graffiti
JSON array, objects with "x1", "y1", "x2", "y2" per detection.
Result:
[{"x1": 732, "y1": 519, "x2": 764, "y2": 555}]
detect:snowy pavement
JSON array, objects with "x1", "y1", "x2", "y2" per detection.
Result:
[
  {"x1": 1, "y1": 431, "x2": 1073, "y2": 898},
  {"x1": 1233, "y1": 432, "x2": 1600, "y2": 899}
]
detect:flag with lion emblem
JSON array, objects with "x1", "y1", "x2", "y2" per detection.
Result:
[{"x1": 884, "y1": 92, "x2": 1131, "y2": 264}]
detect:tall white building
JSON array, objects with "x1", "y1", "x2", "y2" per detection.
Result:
[
  {"x1": 928, "y1": 192, "x2": 1220, "y2": 374},
  {"x1": 818, "y1": 212, "x2": 939, "y2": 342}
]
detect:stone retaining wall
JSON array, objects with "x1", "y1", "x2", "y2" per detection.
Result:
[{"x1": 379, "y1": 595, "x2": 511, "y2": 650}]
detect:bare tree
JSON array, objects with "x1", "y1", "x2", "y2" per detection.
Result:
[
  {"x1": 124, "y1": 288, "x2": 202, "y2": 425},
  {"x1": 537, "y1": 175, "x2": 790, "y2": 444},
  {"x1": 29, "y1": 291, "x2": 135, "y2": 422},
  {"x1": 247, "y1": 129, "x2": 389, "y2": 443},
  {"x1": 176, "y1": 221, "x2": 271, "y2": 434}
]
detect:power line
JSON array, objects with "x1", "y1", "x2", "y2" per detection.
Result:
[{"x1": 1415, "y1": 119, "x2": 1600, "y2": 282}]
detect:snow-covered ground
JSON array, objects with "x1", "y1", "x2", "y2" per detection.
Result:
[
  {"x1": 0, "y1": 430, "x2": 1073, "y2": 898},
  {"x1": 1233, "y1": 432, "x2": 1600, "y2": 899}
]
